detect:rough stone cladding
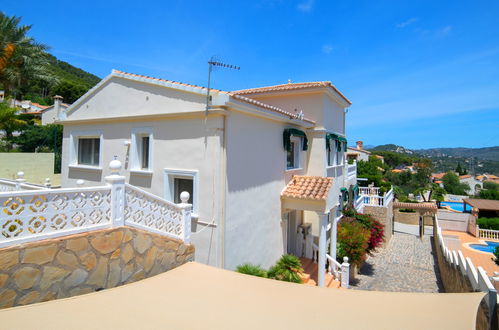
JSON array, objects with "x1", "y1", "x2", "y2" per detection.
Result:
[
  {"x1": 432, "y1": 225, "x2": 495, "y2": 330},
  {"x1": 363, "y1": 201, "x2": 393, "y2": 246},
  {"x1": 0, "y1": 226, "x2": 194, "y2": 309}
]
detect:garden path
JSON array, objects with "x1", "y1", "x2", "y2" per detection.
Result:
[{"x1": 351, "y1": 232, "x2": 443, "y2": 292}]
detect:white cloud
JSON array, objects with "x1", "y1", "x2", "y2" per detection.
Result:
[
  {"x1": 297, "y1": 0, "x2": 314, "y2": 12},
  {"x1": 396, "y1": 18, "x2": 418, "y2": 28},
  {"x1": 436, "y1": 25, "x2": 453, "y2": 37},
  {"x1": 322, "y1": 44, "x2": 333, "y2": 54}
]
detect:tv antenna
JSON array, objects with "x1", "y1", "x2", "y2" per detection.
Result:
[{"x1": 206, "y1": 56, "x2": 240, "y2": 115}]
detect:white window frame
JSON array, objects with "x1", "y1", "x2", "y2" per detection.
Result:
[
  {"x1": 164, "y1": 168, "x2": 199, "y2": 217},
  {"x1": 69, "y1": 130, "x2": 103, "y2": 170},
  {"x1": 286, "y1": 136, "x2": 302, "y2": 171},
  {"x1": 130, "y1": 127, "x2": 153, "y2": 174}
]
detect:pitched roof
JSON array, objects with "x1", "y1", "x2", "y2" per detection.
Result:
[
  {"x1": 111, "y1": 70, "x2": 315, "y2": 125},
  {"x1": 464, "y1": 198, "x2": 499, "y2": 211},
  {"x1": 232, "y1": 81, "x2": 352, "y2": 105},
  {"x1": 281, "y1": 175, "x2": 333, "y2": 201},
  {"x1": 459, "y1": 175, "x2": 472, "y2": 179},
  {"x1": 432, "y1": 173, "x2": 446, "y2": 180}
]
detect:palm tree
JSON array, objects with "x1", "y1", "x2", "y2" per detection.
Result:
[{"x1": 0, "y1": 12, "x2": 54, "y2": 97}]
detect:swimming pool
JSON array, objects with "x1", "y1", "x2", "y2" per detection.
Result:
[
  {"x1": 440, "y1": 201, "x2": 470, "y2": 213},
  {"x1": 469, "y1": 241, "x2": 499, "y2": 253}
]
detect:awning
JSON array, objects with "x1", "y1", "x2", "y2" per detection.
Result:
[
  {"x1": 0, "y1": 262, "x2": 484, "y2": 330},
  {"x1": 464, "y1": 198, "x2": 499, "y2": 211}
]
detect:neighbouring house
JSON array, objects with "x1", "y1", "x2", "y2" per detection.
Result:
[
  {"x1": 57, "y1": 69, "x2": 357, "y2": 283},
  {"x1": 346, "y1": 140, "x2": 370, "y2": 162},
  {"x1": 458, "y1": 174, "x2": 482, "y2": 195},
  {"x1": 40, "y1": 95, "x2": 71, "y2": 125}
]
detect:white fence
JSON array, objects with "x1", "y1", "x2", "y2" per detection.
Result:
[
  {"x1": 0, "y1": 176, "x2": 47, "y2": 193},
  {"x1": 0, "y1": 161, "x2": 192, "y2": 247},
  {"x1": 347, "y1": 162, "x2": 357, "y2": 180},
  {"x1": 478, "y1": 227, "x2": 499, "y2": 241},
  {"x1": 357, "y1": 187, "x2": 393, "y2": 209},
  {"x1": 435, "y1": 216, "x2": 497, "y2": 320},
  {"x1": 311, "y1": 242, "x2": 350, "y2": 288}
]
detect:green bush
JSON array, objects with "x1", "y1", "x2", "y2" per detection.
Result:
[
  {"x1": 267, "y1": 254, "x2": 303, "y2": 283},
  {"x1": 236, "y1": 264, "x2": 268, "y2": 278},
  {"x1": 337, "y1": 218, "x2": 370, "y2": 267},
  {"x1": 477, "y1": 217, "x2": 499, "y2": 230}
]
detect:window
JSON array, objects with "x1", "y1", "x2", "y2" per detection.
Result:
[
  {"x1": 78, "y1": 138, "x2": 100, "y2": 166},
  {"x1": 131, "y1": 128, "x2": 153, "y2": 172},
  {"x1": 70, "y1": 130, "x2": 103, "y2": 168},
  {"x1": 327, "y1": 147, "x2": 334, "y2": 167},
  {"x1": 173, "y1": 178, "x2": 193, "y2": 204},
  {"x1": 164, "y1": 169, "x2": 198, "y2": 216},
  {"x1": 335, "y1": 140, "x2": 344, "y2": 166},
  {"x1": 286, "y1": 137, "x2": 301, "y2": 170}
]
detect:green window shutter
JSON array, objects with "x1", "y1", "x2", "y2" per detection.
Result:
[{"x1": 283, "y1": 128, "x2": 308, "y2": 151}]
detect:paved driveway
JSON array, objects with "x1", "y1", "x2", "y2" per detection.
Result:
[{"x1": 351, "y1": 232, "x2": 443, "y2": 292}]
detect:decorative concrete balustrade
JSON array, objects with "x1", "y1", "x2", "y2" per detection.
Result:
[
  {"x1": 355, "y1": 186, "x2": 394, "y2": 211},
  {"x1": 0, "y1": 160, "x2": 192, "y2": 248},
  {"x1": 0, "y1": 172, "x2": 47, "y2": 193},
  {"x1": 478, "y1": 227, "x2": 499, "y2": 241}
]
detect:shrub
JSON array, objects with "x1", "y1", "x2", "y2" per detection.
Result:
[
  {"x1": 342, "y1": 209, "x2": 385, "y2": 253},
  {"x1": 337, "y1": 218, "x2": 370, "y2": 267},
  {"x1": 477, "y1": 217, "x2": 499, "y2": 231},
  {"x1": 236, "y1": 264, "x2": 267, "y2": 278},
  {"x1": 267, "y1": 254, "x2": 303, "y2": 283},
  {"x1": 493, "y1": 247, "x2": 499, "y2": 266}
]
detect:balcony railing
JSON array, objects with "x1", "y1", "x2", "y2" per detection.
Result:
[
  {"x1": 0, "y1": 161, "x2": 192, "y2": 248},
  {"x1": 355, "y1": 186, "x2": 394, "y2": 212}
]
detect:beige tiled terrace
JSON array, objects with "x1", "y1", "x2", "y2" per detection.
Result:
[{"x1": 442, "y1": 230, "x2": 499, "y2": 275}]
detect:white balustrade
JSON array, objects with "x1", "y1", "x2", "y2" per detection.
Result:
[
  {"x1": 356, "y1": 187, "x2": 393, "y2": 208},
  {"x1": 124, "y1": 184, "x2": 191, "y2": 243},
  {"x1": 0, "y1": 186, "x2": 112, "y2": 248},
  {"x1": 479, "y1": 228, "x2": 499, "y2": 240},
  {"x1": 0, "y1": 161, "x2": 193, "y2": 247},
  {"x1": 347, "y1": 162, "x2": 357, "y2": 180},
  {"x1": 434, "y1": 215, "x2": 498, "y2": 317}
]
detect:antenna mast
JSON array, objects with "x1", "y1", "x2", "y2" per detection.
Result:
[{"x1": 206, "y1": 57, "x2": 240, "y2": 115}]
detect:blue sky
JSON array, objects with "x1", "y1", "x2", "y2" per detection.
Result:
[{"x1": 3, "y1": 0, "x2": 499, "y2": 149}]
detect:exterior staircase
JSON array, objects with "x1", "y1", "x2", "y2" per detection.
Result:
[{"x1": 299, "y1": 257, "x2": 341, "y2": 288}]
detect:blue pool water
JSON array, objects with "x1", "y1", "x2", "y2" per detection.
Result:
[
  {"x1": 469, "y1": 241, "x2": 499, "y2": 253},
  {"x1": 440, "y1": 201, "x2": 470, "y2": 213}
]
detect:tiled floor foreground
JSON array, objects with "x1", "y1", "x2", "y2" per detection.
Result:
[{"x1": 352, "y1": 232, "x2": 442, "y2": 292}]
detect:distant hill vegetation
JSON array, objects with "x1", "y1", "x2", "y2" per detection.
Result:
[
  {"x1": 416, "y1": 147, "x2": 499, "y2": 162},
  {"x1": 367, "y1": 144, "x2": 499, "y2": 175},
  {"x1": 22, "y1": 54, "x2": 101, "y2": 105}
]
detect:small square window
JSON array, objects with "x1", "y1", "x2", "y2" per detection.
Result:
[
  {"x1": 78, "y1": 138, "x2": 100, "y2": 166},
  {"x1": 173, "y1": 178, "x2": 193, "y2": 205}
]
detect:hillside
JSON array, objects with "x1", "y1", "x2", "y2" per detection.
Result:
[
  {"x1": 23, "y1": 54, "x2": 101, "y2": 105},
  {"x1": 368, "y1": 145, "x2": 499, "y2": 175},
  {"x1": 416, "y1": 146, "x2": 499, "y2": 162}
]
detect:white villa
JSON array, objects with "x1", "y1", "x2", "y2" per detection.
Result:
[{"x1": 56, "y1": 69, "x2": 358, "y2": 285}]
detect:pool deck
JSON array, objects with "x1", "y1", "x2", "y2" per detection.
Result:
[{"x1": 442, "y1": 230, "x2": 499, "y2": 275}]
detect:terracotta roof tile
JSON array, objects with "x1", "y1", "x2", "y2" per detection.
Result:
[
  {"x1": 281, "y1": 175, "x2": 333, "y2": 201},
  {"x1": 232, "y1": 81, "x2": 352, "y2": 105},
  {"x1": 459, "y1": 175, "x2": 472, "y2": 179},
  {"x1": 432, "y1": 173, "x2": 446, "y2": 180},
  {"x1": 464, "y1": 198, "x2": 499, "y2": 211}
]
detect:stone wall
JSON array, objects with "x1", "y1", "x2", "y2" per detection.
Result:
[
  {"x1": 432, "y1": 226, "x2": 497, "y2": 330},
  {"x1": 364, "y1": 201, "x2": 393, "y2": 245},
  {"x1": 0, "y1": 226, "x2": 194, "y2": 309}
]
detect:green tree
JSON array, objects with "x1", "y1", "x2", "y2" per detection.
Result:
[
  {"x1": 442, "y1": 171, "x2": 470, "y2": 195},
  {"x1": 51, "y1": 80, "x2": 88, "y2": 103},
  {"x1": 0, "y1": 100, "x2": 26, "y2": 150},
  {"x1": 0, "y1": 12, "x2": 55, "y2": 97}
]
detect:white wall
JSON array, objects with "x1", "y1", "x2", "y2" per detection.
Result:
[
  {"x1": 67, "y1": 77, "x2": 206, "y2": 121},
  {"x1": 41, "y1": 106, "x2": 56, "y2": 125},
  {"x1": 224, "y1": 111, "x2": 306, "y2": 269},
  {"x1": 61, "y1": 115, "x2": 224, "y2": 267}
]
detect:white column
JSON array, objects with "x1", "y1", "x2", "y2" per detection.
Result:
[
  {"x1": 15, "y1": 171, "x2": 26, "y2": 190},
  {"x1": 105, "y1": 159, "x2": 126, "y2": 227},
  {"x1": 330, "y1": 216, "x2": 338, "y2": 265},
  {"x1": 341, "y1": 257, "x2": 350, "y2": 288},
  {"x1": 317, "y1": 212, "x2": 329, "y2": 287},
  {"x1": 178, "y1": 191, "x2": 192, "y2": 244}
]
